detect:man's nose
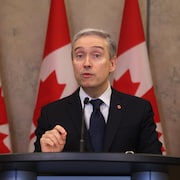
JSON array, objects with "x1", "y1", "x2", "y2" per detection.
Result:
[{"x1": 83, "y1": 55, "x2": 92, "y2": 66}]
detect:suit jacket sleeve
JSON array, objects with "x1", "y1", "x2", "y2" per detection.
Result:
[
  {"x1": 136, "y1": 100, "x2": 162, "y2": 153},
  {"x1": 34, "y1": 90, "x2": 82, "y2": 152}
]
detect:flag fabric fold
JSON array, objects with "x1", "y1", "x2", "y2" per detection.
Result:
[
  {"x1": 0, "y1": 79, "x2": 11, "y2": 153},
  {"x1": 29, "y1": 0, "x2": 78, "y2": 152},
  {"x1": 113, "y1": 0, "x2": 166, "y2": 153}
]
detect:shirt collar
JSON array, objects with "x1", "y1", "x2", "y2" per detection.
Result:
[{"x1": 79, "y1": 83, "x2": 112, "y2": 107}]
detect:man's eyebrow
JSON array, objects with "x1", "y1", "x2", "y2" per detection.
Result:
[
  {"x1": 73, "y1": 47, "x2": 83, "y2": 52},
  {"x1": 92, "y1": 46, "x2": 104, "y2": 50},
  {"x1": 74, "y1": 46, "x2": 104, "y2": 52}
]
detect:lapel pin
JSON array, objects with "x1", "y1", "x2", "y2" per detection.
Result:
[{"x1": 117, "y1": 104, "x2": 122, "y2": 110}]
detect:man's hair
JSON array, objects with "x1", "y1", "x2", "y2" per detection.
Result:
[{"x1": 71, "y1": 28, "x2": 117, "y2": 59}]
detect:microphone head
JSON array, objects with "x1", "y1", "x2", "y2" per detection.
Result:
[{"x1": 84, "y1": 97, "x2": 89, "y2": 105}]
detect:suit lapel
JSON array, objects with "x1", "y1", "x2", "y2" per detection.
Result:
[{"x1": 104, "y1": 89, "x2": 124, "y2": 151}]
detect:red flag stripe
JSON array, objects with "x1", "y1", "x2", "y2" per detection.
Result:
[
  {"x1": 43, "y1": 0, "x2": 70, "y2": 59},
  {"x1": 117, "y1": 0, "x2": 145, "y2": 56}
]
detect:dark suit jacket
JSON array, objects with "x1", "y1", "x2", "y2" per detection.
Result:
[{"x1": 34, "y1": 88, "x2": 162, "y2": 154}]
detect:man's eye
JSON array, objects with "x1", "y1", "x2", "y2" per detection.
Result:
[
  {"x1": 92, "y1": 53, "x2": 101, "y2": 59},
  {"x1": 75, "y1": 53, "x2": 84, "y2": 59}
]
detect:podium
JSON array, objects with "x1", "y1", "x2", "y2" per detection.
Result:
[{"x1": 0, "y1": 153, "x2": 179, "y2": 180}]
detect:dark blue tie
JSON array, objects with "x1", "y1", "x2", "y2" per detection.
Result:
[{"x1": 89, "y1": 99, "x2": 105, "y2": 152}]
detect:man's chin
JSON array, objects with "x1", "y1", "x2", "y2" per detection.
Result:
[
  {"x1": 81, "y1": 84, "x2": 95, "y2": 89},
  {"x1": 80, "y1": 81, "x2": 93, "y2": 87}
]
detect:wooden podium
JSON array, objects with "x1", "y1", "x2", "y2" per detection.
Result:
[{"x1": 0, "y1": 153, "x2": 179, "y2": 180}]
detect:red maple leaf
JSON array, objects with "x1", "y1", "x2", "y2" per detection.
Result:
[
  {"x1": 32, "y1": 71, "x2": 66, "y2": 127},
  {"x1": 0, "y1": 88, "x2": 8, "y2": 125},
  {"x1": 0, "y1": 133, "x2": 10, "y2": 153},
  {"x1": 0, "y1": 88, "x2": 10, "y2": 153},
  {"x1": 113, "y1": 70, "x2": 140, "y2": 95}
]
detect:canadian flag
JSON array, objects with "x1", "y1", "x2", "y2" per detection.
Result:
[
  {"x1": 0, "y1": 79, "x2": 11, "y2": 153},
  {"x1": 29, "y1": 0, "x2": 78, "y2": 152},
  {"x1": 113, "y1": 0, "x2": 166, "y2": 153}
]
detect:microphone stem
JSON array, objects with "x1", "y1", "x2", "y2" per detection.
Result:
[
  {"x1": 80, "y1": 107, "x2": 85, "y2": 152},
  {"x1": 80, "y1": 97, "x2": 89, "y2": 152}
]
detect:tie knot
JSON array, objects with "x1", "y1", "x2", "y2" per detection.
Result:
[{"x1": 90, "y1": 99, "x2": 103, "y2": 110}]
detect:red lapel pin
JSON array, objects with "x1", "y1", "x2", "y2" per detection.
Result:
[{"x1": 117, "y1": 104, "x2": 122, "y2": 110}]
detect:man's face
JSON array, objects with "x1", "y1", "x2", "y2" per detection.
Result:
[{"x1": 72, "y1": 35, "x2": 116, "y2": 97}]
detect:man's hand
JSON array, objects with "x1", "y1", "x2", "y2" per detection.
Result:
[{"x1": 40, "y1": 125, "x2": 67, "y2": 152}]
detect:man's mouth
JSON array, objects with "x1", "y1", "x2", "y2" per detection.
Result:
[{"x1": 81, "y1": 73, "x2": 93, "y2": 78}]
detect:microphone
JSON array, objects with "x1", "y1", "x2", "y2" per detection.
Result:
[{"x1": 80, "y1": 97, "x2": 89, "y2": 152}]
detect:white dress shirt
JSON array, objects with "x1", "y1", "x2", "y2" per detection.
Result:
[{"x1": 79, "y1": 83, "x2": 112, "y2": 129}]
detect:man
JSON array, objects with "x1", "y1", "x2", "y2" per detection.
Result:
[{"x1": 34, "y1": 28, "x2": 162, "y2": 154}]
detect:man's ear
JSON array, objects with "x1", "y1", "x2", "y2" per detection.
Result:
[{"x1": 110, "y1": 56, "x2": 117, "y2": 72}]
